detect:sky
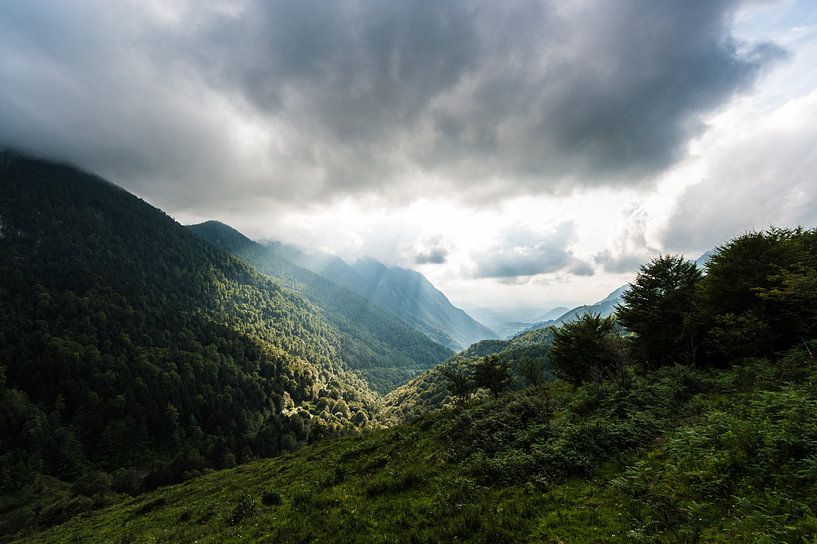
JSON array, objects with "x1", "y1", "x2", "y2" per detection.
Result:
[{"x1": 1, "y1": 0, "x2": 816, "y2": 311}]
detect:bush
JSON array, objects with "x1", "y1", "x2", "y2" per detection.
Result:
[
  {"x1": 228, "y1": 493, "x2": 258, "y2": 524},
  {"x1": 111, "y1": 468, "x2": 143, "y2": 496},
  {"x1": 70, "y1": 471, "x2": 112, "y2": 497},
  {"x1": 261, "y1": 489, "x2": 283, "y2": 506},
  {"x1": 364, "y1": 468, "x2": 425, "y2": 497}
]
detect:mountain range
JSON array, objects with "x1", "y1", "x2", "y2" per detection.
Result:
[
  {"x1": 0, "y1": 153, "x2": 388, "y2": 499},
  {"x1": 268, "y1": 244, "x2": 497, "y2": 351},
  {"x1": 4, "y1": 152, "x2": 815, "y2": 544},
  {"x1": 188, "y1": 221, "x2": 453, "y2": 393}
]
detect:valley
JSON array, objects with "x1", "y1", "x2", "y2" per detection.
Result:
[{"x1": 2, "y1": 154, "x2": 817, "y2": 542}]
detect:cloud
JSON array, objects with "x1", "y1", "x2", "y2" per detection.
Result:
[
  {"x1": 472, "y1": 222, "x2": 589, "y2": 279},
  {"x1": 567, "y1": 259, "x2": 595, "y2": 277},
  {"x1": 415, "y1": 247, "x2": 448, "y2": 265},
  {"x1": 663, "y1": 89, "x2": 817, "y2": 253},
  {"x1": 594, "y1": 202, "x2": 661, "y2": 273},
  {"x1": 0, "y1": 0, "x2": 784, "y2": 213}
]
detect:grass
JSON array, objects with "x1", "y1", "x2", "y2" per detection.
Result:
[{"x1": 8, "y1": 354, "x2": 817, "y2": 543}]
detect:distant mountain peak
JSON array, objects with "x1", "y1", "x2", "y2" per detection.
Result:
[{"x1": 279, "y1": 246, "x2": 496, "y2": 350}]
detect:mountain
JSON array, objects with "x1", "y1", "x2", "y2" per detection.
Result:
[
  {"x1": 0, "y1": 153, "x2": 380, "y2": 503},
  {"x1": 522, "y1": 285, "x2": 628, "y2": 333},
  {"x1": 695, "y1": 249, "x2": 716, "y2": 268},
  {"x1": 462, "y1": 307, "x2": 519, "y2": 331},
  {"x1": 532, "y1": 306, "x2": 570, "y2": 322},
  {"x1": 383, "y1": 327, "x2": 556, "y2": 422},
  {"x1": 189, "y1": 221, "x2": 453, "y2": 394},
  {"x1": 278, "y1": 247, "x2": 497, "y2": 350},
  {"x1": 466, "y1": 307, "x2": 559, "y2": 339}
]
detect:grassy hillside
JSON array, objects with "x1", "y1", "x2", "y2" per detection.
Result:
[
  {"x1": 0, "y1": 154, "x2": 381, "y2": 527},
  {"x1": 12, "y1": 347, "x2": 817, "y2": 543},
  {"x1": 189, "y1": 221, "x2": 452, "y2": 394}
]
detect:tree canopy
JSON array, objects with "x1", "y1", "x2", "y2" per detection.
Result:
[
  {"x1": 617, "y1": 254, "x2": 702, "y2": 367},
  {"x1": 549, "y1": 314, "x2": 625, "y2": 385}
]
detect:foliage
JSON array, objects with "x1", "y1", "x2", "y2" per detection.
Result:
[
  {"x1": 14, "y1": 353, "x2": 817, "y2": 543},
  {"x1": 699, "y1": 227, "x2": 817, "y2": 358},
  {"x1": 617, "y1": 254, "x2": 702, "y2": 367},
  {"x1": 472, "y1": 355, "x2": 511, "y2": 398},
  {"x1": 190, "y1": 221, "x2": 453, "y2": 393},
  {"x1": 549, "y1": 314, "x2": 626, "y2": 384},
  {"x1": 227, "y1": 494, "x2": 258, "y2": 525},
  {"x1": 261, "y1": 489, "x2": 283, "y2": 506},
  {"x1": 439, "y1": 365, "x2": 474, "y2": 405},
  {"x1": 0, "y1": 154, "x2": 379, "y2": 509},
  {"x1": 384, "y1": 330, "x2": 555, "y2": 422}
]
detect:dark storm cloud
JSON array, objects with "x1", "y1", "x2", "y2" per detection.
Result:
[
  {"x1": 0, "y1": 0, "x2": 783, "y2": 211},
  {"x1": 415, "y1": 248, "x2": 448, "y2": 265}
]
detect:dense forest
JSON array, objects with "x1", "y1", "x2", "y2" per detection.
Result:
[
  {"x1": 0, "y1": 154, "x2": 387, "y2": 528},
  {"x1": 188, "y1": 221, "x2": 452, "y2": 393}
]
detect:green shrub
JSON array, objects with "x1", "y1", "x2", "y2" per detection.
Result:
[
  {"x1": 364, "y1": 468, "x2": 425, "y2": 497},
  {"x1": 70, "y1": 471, "x2": 112, "y2": 498},
  {"x1": 261, "y1": 489, "x2": 283, "y2": 506},
  {"x1": 228, "y1": 493, "x2": 258, "y2": 524}
]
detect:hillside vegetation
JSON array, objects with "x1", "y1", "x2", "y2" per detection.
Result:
[
  {"x1": 0, "y1": 154, "x2": 385, "y2": 537},
  {"x1": 383, "y1": 328, "x2": 555, "y2": 422},
  {"x1": 13, "y1": 349, "x2": 817, "y2": 543},
  {"x1": 189, "y1": 221, "x2": 452, "y2": 393},
  {"x1": 3, "y1": 152, "x2": 816, "y2": 543}
]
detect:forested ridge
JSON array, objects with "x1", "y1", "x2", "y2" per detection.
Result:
[
  {"x1": 188, "y1": 220, "x2": 452, "y2": 394},
  {"x1": 280, "y1": 248, "x2": 497, "y2": 351},
  {"x1": 0, "y1": 153, "x2": 384, "y2": 535},
  {"x1": 383, "y1": 327, "x2": 556, "y2": 422}
]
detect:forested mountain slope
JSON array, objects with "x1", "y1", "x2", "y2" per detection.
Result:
[
  {"x1": 383, "y1": 327, "x2": 556, "y2": 422},
  {"x1": 188, "y1": 221, "x2": 452, "y2": 393},
  {"x1": 279, "y1": 246, "x2": 497, "y2": 350},
  {"x1": 6, "y1": 220, "x2": 817, "y2": 542},
  {"x1": 0, "y1": 153, "x2": 380, "y2": 523}
]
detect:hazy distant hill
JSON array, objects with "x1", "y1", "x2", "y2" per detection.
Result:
[
  {"x1": 276, "y1": 246, "x2": 497, "y2": 350},
  {"x1": 532, "y1": 306, "x2": 571, "y2": 323},
  {"x1": 466, "y1": 307, "x2": 556, "y2": 339},
  {"x1": 189, "y1": 221, "x2": 452, "y2": 393},
  {"x1": 469, "y1": 305, "x2": 570, "y2": 339},
  {"x1": 521, "y1": 285, "x2": 628, "y2": 333}
]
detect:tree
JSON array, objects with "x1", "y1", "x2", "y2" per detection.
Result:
[
  {"x1": 519, "y1": 357, "x2": 547, "y2": 388},
  {"x1": 473, "y1": 355, "x2": 511, "y2": 398},
  {"x1": 616, "y1": 254, "x2": 702, "y2": 367},
  {"x1": 519, "y1": 356, "x2": 551, "y2": 421},
  {"x1": 549, "y1": 314, "x2": 625, "y2": 385},
  {"x1": 698, "y1": 228, "x2": 817, "y2": 359},
  {"x1": 440, "y1": 365, "x2": 474, "y2": 405}
]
